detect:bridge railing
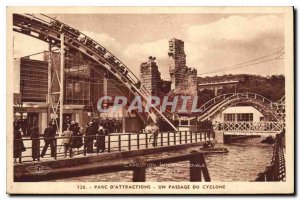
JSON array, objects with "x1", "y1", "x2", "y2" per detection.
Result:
[
  {"x1": 199, "y1": 92, "x2": 275, "y2": 114},
  {"x1": 255, "y1": 132, "x2": 286, "y2": 181},
  {"x1": 219, "y1": 121, "x2": 284, "y2": 133},
  {"x1": 13, "y1": 130, "x2": 215, "y2": 164}
]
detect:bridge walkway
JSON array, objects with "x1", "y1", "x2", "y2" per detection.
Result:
[{"x1": 14, "y1": 130, "x2": 215, "y2": 164}]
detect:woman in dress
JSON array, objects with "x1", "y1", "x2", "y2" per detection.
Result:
[
  {"x1": 71, "y1": 123, "x2": 83, "y2": 154},
  {"x1": 13, "y1": 123, "x2": 26, "y2": 162}
]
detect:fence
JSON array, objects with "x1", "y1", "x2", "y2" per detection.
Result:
[
  {"x1": 14, "y1": 151, "x2": 211, "y2": 182},
  {"x1": 14, "y1": 130, "x2": 215, "y2": 164},
  {"x1": 220, "y1": 121, "x2": 284, "y2": 133},
  {"x1": 255, "y1": 132, "x2": 286, "y2": 181}
]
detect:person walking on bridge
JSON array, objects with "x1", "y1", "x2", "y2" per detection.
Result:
[
  {"x1": 61, "y1": 125, "x2": 73, "y2": 158},
  {"x1": 40, "y1": 122, "x2": 56, "y2": 158},
  {"x1": 95, "y1": 124, "x2": 106, "y2": 153},
  {"x1": 71, "y1": 123, "x2": 83, "y2": 155},
  {"x1": 145, "y1": 122, "x2": 159, "y2": 147},
  {"x1": 29, "y1": 123, "x2": 40, "y2": 161},
  {"x1": 85, "y1": 122, "x2": 95, "y2": 153},
  {"x1": 13, "y1": 123, "x2": 26, "y2": 162}
]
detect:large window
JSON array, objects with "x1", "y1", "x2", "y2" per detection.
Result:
[
  {"x1": 20, "y1": 58, "x2": 48, "y2": 102},
  {"x1": 237, "y1": 113, "x2": 253, "y2": 121},
  {"x1": 65, "y1": 61, "x2": 91, "y2": 104},
  {"x1": 224, "y1": 113, "x2": 235, "y2": 121},
  {"x1": 180, "y1": 116, "x2": 189, "y2": 126},
  {"x1": 224, "y1": 113, "x2": 254, "y2": 122},
  {"x1": 65, "y1": 79, "x2": 90, "y2": 104}
]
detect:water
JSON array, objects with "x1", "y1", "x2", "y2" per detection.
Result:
[
  {"x1": 53, "y1": 137, "x2": 273, "y2": 182},
  {"x1": 205, "y1": 141, "x2": 273, "y2": 182}
]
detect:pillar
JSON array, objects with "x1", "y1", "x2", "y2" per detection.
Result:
[
  {"x1": 41, "y1": 112, "x2": 48, "y2": 134},
  {"x1": 75, "y1": 113, "x2": 79, "y2": 123},
  {"x1": 59, "y1": 33, "x2": 65, "y2": 135},
  {"x1": 47, "y1": 45, "x2": 52, "y2": 124},
  {"x1": 214, "y1": 87, "x2": 218, "y2": 96},
  {"x1": 104, "y1": 76, "x2": 108, "y2": 97},
  {"x1": 122, "y1": 107, "x2": 126, "y2": 133},
  {"x1": 13, "y1": 58, "x2": 20, "y2": 93}
]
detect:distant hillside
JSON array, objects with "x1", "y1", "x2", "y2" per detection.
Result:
[
  {"x1": 234, "y1": 74, "x2": 285, "y2": 101},
  {"x1": 197, "y1": 74, "x2": 285, "y2": 105}
]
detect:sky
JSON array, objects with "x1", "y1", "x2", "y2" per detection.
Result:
[{"x1": 13, "y1": 13, "x2": 285, "y2": 80}]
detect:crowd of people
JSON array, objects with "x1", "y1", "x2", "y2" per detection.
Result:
[
  {"x1": 13, "y1": 117, "x2": 215, "y2": 162},
  {"x1": 13, "y1": 118, "x2": 123, "y2": 162},
  {"x1": 13, "y1": 121, "x2": 58, "y2": 162},
  {"x1": 63, "y1": 117, "x2": 122, "y2": 134}
]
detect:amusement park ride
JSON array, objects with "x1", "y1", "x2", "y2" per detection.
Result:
[{"x1": 13, "y1": 13, "x2": 285, "y2": 135}]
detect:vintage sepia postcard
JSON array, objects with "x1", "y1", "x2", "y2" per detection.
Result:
[{"x1": 6, "y1": 6, "x2": 294, "y2": 194}]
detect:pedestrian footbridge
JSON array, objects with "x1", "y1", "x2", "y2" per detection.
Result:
[
  {"x1": 218, "y1": 121, "x2": 284, "y2": 136},
  {"x1": 197, "y1": 93, "x2": 285, "y2": 122}
]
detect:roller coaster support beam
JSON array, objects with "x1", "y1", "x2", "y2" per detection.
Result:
[
  {"x1": 59, "y1": 32, "x2": 65, "y2": 135},
  {"x1": 47, "y1": 44, "x2": 51, "y2": 121}
]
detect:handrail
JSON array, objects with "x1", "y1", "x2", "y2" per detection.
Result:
[
  {"x1": 220, "y1": 121, "x2": 284, "y2": 133},
  {"x1": 255, "y1": 132, "x2": 285, "y2": 181},
  {"x1": 13, "y1": 130, "x2": 215, "y2": 164},
  {"x1": 199, "y1": 92, "x2": 275, "y2": 113},
  {"x1": 196, "y1": 92, "x2": 280, "y2": 122},
  {"x1": 276, "y1": 96, "x2": 285, "y2": 104}
]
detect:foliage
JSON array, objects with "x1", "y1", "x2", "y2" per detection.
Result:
[
  {"x1": 233, "y1": 75, "x2": 285, "y2": 102},
  {"x1": 197, "y1": 74, "x2": 285, "y2": 105}
]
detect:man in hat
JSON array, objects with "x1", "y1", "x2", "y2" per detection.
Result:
[
  {"x1": 145, "y1": 122, "x2": 159, "y2": 147},
  {"x1": 41, "y1": 122, "x2": 56, "y2": 158}
]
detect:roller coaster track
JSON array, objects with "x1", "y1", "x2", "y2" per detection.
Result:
[
  {"x1": 12, "y1": 14, "x2": 285, "y2": 129},
  {"x1": 197, "y1": 93, "x2": 284, "y2": 122},
  {"x1": 12, "y1": 13, "x2": 177, "y2": 131}
]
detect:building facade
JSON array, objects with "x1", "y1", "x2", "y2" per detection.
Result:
[
  {"x1": 13, "y1": 52, "x2": 144, "y2": 135},
  {"x1": 13, "y1": 57, "x2": 49, "y2": 135},
  {"x1": 212, "y1": 106, "x2": 264, "y2": 123}
]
